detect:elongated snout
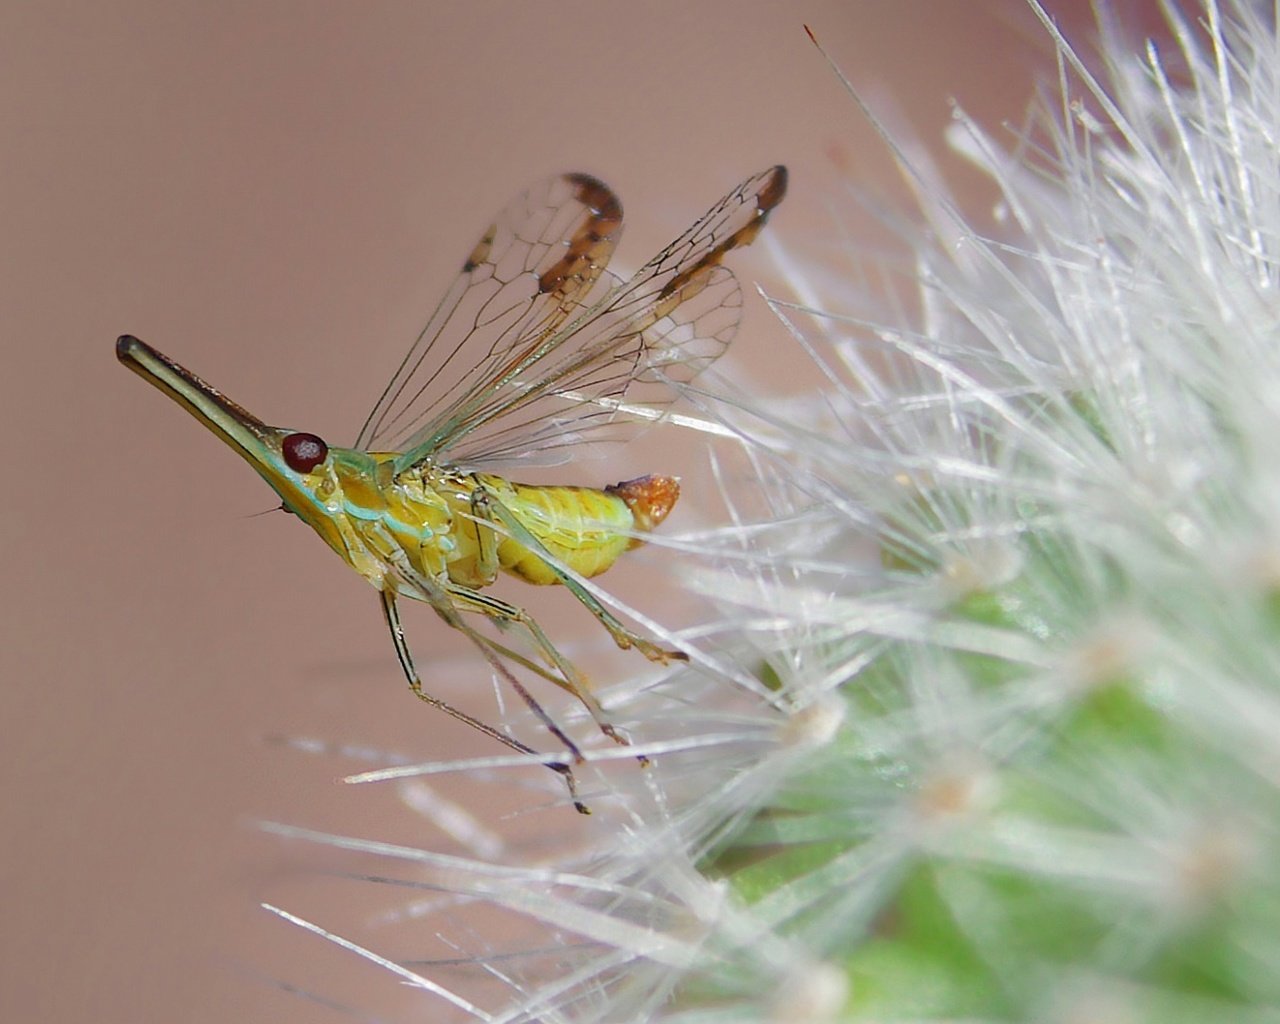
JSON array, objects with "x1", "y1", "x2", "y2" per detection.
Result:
[
  {"x1": 116, "y1": 334, "x2": 276, "y2": 460},
  {"x1": 116, "y1": 334, "x2": 333, "y2": 505}
]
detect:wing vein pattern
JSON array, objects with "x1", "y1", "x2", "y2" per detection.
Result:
[{"x1": 355, "y1": 166, "x2": 786, "y2": 471}]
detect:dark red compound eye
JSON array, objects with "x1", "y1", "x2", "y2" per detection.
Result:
[{"x1": 281, "y1": 432, "x2": 328, "y2": 473}]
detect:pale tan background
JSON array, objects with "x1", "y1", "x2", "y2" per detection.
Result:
[{"x1": 2, "y1": 2, "x2": 1161, "y2": 1021}]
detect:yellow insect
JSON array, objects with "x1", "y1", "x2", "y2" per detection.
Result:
[{"x1": 117, "y1": 165, "x2": 787, "y2": 811}]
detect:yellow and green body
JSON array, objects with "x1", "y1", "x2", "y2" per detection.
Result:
[
  {"x1": 309, "y1": 451, "x2": 675, "y2": 593},
  {"x1": 116, "y1": 336, "x2": 677, "y2": 593},
  {"x1": 116, "y1": 334, "x2": 679, "y2": 812}
]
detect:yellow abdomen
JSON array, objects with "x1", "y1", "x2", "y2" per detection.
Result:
[
  {"x1": 477, "y1": 473, "x2": 680, "y2": 586},
  {"x1": 481, "y1": 478, "x2": 634, "y2": 584}
]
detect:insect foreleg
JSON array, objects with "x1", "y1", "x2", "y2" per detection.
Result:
[
  {"x1": 378, "y1": 567, "x2": 590, "y2": 814},
  {"x1": 442, "y1": 581, "x2": 640, "y2": 758},
  {"x1": 473, "y1": 485, "x2": 688, "y2": 665},
  {"x1": 386, "y1": 553, "x2": 587, "y2": 760}
]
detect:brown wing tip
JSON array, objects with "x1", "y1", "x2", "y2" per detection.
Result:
[
  {"x1": 537, "y1": 173, "x2": 625, "y2": 295},
  {"x1": 758, "y1": 165, "x2": 788, "y2": 214},
  {"x1": 606, "y1": 474, "x2": 681, "y2": 534},
  {"x1": 564, "y1": 172, "x2": 624, "y2": 234}
]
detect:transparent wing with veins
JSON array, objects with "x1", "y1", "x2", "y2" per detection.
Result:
[
  {"x1": 356, "y1": 165, "x2": 788, "y2": 471},
  {"x1": 355, "y1": 172, "x2": 622, "y2": 455}
]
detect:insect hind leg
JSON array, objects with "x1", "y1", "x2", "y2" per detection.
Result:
[{"x1": 473, "y1": 486, "x2": 687, "y2": 666}]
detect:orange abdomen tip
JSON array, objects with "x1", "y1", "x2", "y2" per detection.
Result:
[{"x1": 606, "y1": 474, "x2": 680, "y2": 536}]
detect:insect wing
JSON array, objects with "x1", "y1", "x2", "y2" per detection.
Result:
[
  {"x1": 432, "y1": 261, "x2": 745, "y2": 467},
  {"x1": 380, "y1": 165, "x2": 787, "y2": 471},
  {"x1": 588, "y1": 164, "x2": 786, "y2": 353},
  {"x1": 355, "y1": 172, "x2": 624, "y2": 453},
  {"x1": 429, "y1": 165, "x2": 788, "y2": 468}
]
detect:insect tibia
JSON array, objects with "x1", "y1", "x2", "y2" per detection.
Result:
[{"x1": 605, "y1": 475, "x2": 680, "y2": 539}]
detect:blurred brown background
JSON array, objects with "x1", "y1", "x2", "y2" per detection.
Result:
[{"x1": 2, "y1": 2, "x2": 1161, "y2": 1020}]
